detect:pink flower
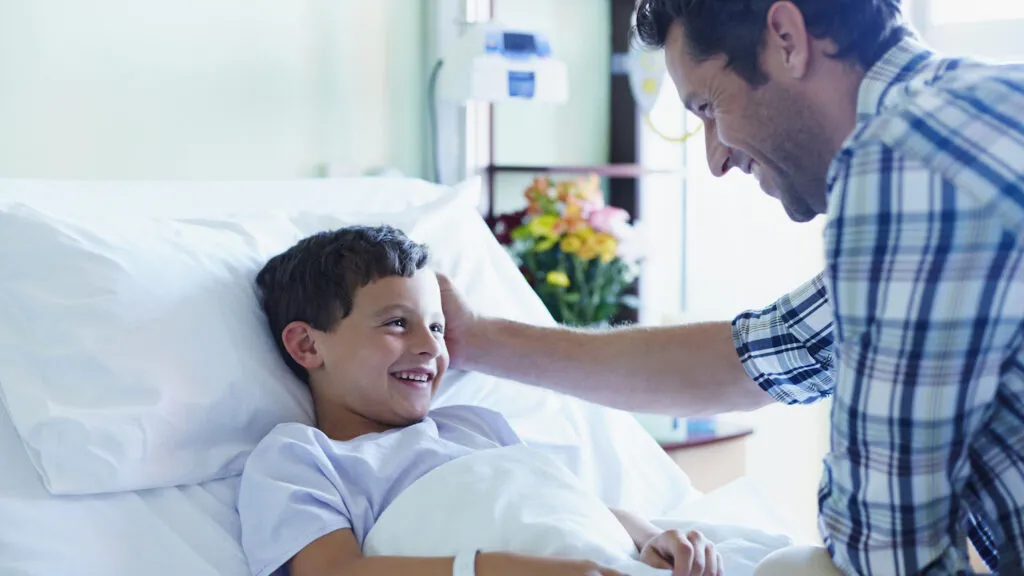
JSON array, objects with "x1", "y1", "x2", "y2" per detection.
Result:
[{"x1": 588, "y1": 206, "x2": 631, "y2": 235}]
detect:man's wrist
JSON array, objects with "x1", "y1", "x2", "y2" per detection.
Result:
[{"x1": 458, "y1": 315, "x2": 500, "y2": 372}]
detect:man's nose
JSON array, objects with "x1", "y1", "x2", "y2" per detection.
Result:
[{"x1": 705, "y1": 121, "x2": 732, "y2": 178}]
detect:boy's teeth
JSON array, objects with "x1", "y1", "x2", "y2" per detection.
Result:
[{"x1": 394, "y1": 371, "x2": 430, "y2": 382}]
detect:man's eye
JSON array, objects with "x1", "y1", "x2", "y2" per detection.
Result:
[
  {"x1": 697, "y1": 103, "x2": 710, "y2": 115},
  {"x1": 386, "y1": 318, "x2": 406, "y2": 328}
]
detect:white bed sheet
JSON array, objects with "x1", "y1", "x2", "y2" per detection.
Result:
[
  {"x1": 1, "y1": 396, "x2": 799, "y2": 576},
  {"x1": 0, "y1": 399, "x2": 249, "y2": 575}
]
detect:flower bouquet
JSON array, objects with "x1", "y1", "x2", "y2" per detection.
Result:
[{"x1": 489, "y1": 175, "x2": 643, "y2": 327}]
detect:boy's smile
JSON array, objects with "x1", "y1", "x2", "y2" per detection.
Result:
[{"x1": 390, "y1": 368, "x2": 436, "y2": 389}]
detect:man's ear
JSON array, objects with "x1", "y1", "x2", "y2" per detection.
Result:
[
  {"x1": 763, "y1": 1, "x2": 812, "y2": 80},
  {"x1": 281, "y1": 321, "x2": 324, "y2": 371}
]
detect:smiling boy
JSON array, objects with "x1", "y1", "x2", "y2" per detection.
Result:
[{"x1": 237, "y1": 225, "x2": 721, "y2": 576}]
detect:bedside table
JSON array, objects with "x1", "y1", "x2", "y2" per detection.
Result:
[{"x1": 660, "y1": 422, "x2": 755, "y2": 493}]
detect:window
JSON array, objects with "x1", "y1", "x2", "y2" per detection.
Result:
[
  {"x1": 912, "y1": 0, "x2": 1024, "y2": 62},
  {"x1": 928, "y1": 0, "x2": 1024, "y2": 25}
]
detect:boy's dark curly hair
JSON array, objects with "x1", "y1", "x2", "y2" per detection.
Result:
[{"x1": 256, "y1": 225, "x2": 429, "y2": 383}]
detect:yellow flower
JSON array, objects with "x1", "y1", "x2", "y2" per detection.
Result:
[
  {"x1": 593, "y1": 232, "x2": 618, "y2": 263},
  {"x1": 546, "y1": 270, "x2": 571, "y2": 288},
  {"x1": 535, "y1": 236, "x2": 559, "y2": 252},
  {"x1": 577, "y1": 243, "x2": 598, "y2": 261},
  {"x1": 560, "y1": 234, "x2": 583, "y2": 254},
  {"x1": 527, "y1": 214, "x2": 560, "y2": 238},
  {"x1": 574, "y1": 225, "x2": 595, "y2": 242}
]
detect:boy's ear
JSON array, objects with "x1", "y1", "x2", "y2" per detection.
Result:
[{"x1": 281, "y1": 321, "x2": 324, "y2": 370}]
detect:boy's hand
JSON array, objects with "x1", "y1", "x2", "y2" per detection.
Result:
[{"x1": 640, "y1": 529, "x2": 723, "y2": 576}]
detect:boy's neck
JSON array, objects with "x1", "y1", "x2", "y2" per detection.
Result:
[{"x1": 313, "y1": 396, "x2": 397, "y2": 442}]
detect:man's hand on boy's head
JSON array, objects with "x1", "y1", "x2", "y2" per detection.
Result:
[
  {"x1": 436, "y1": 273, "x2": 479, "y2": 370},
  {"x1": 640, "y1": 529, "x2": 723, "y2": 576}
]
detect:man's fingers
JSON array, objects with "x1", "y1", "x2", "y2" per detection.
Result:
[{"x1": 436, "y1": 272, "x2": 453, "y2": 290}]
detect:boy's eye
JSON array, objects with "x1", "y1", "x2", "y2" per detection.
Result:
[{"x1": 430, "y1": 323, "x2": 445, "y2": 335}]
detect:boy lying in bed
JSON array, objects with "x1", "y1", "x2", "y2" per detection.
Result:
[{"x1": 238, "y1": 225, "x2": 723, "y2": 576}]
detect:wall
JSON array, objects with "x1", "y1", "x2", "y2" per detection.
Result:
[
  {"x1": 0, "y1": 0, "x2": 428, "y2": 180},
  {"x1": 490, "y1": 0, "x2": 611, "y2": 213},
  {"x1": 680, "y1": 130, "x2": 830, "y2": 543}
]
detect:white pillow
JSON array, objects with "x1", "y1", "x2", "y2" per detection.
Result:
[
  {"x1": 0, "y1": 190, "x2": 526, "y2": 495},
  {"x1": 0, "y1": 187, "x2": 694, "y2": 511},
  {"x1": 0, "y1": 204, "x2": 317, "y2": 494}
]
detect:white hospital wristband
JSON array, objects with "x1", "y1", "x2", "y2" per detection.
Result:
[{"x1": 453, "y1": 550, "x2": 478, "y2": 576}]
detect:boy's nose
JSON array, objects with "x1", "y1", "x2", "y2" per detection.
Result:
[{"x1": 412, "y1": 326, "x2": 444, "y2": 358}]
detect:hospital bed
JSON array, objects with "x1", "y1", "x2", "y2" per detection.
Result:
[{"x1": 0, "y1": 177, "x2": 799, "y2": 575}]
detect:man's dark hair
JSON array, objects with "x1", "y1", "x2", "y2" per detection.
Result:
[
  {"x1": 256, "y1": 225, "x2": 430, "y2": 384},
  {"x1": 634, "y1": 0, "x2": 909, "y2": 86}
]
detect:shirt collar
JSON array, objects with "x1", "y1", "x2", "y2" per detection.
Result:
[
  {"x1": 824, "y1": 36, "x2": 936, "y2": 195},
  {"x1": 855, "y1": 35, "x2": 936, "y2": 122}
]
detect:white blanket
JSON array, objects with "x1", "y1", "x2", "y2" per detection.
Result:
[{"x1": 363, "y1": 445, "x2": 791, "y2": 576}]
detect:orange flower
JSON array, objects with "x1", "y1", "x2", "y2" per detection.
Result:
[
  {"x1": 561, "y1": 199, "x2": 588, "y2": 233},
  {"x1": 524, "y1": 176, "x2": 550, "y2": 198}
]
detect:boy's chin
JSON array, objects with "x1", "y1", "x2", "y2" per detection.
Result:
[{"x1": 391, "y1": 407, "x2": 431, "y2": 426}]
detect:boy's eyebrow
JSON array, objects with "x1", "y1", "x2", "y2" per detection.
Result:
[{"x1": 372, "y1": 304, "x2": 415, "y2": 317}]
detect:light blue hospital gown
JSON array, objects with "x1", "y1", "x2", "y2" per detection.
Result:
[{"x1": 237, "y1": 405, "x2": 523, "y2": 576}]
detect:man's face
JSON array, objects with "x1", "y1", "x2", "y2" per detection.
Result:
[{"x1": 665, "y1": 21, "x2": 833, "y2": 222}]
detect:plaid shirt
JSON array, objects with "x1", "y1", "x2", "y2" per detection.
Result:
[{"x1": 733, "y1": 37, "x2": 1024, "y2": 575}]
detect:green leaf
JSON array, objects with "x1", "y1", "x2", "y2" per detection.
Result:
[
  {"x1": 510, "y1": 226, "x2": 532, "y2": 241},
  {"x1": 595, "y1": 302, "x2": 618, "y2": 321}
]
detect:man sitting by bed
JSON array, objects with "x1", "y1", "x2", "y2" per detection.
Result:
[{"x1": 236, "y1": 225, "x2": 724, "y2": 576}]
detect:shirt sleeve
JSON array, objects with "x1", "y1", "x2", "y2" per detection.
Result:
[
  {"x1": 237, "y1": 426, "x2": 354, "y2": 576},
  {"x1": 732, "y1": 272, "x2": 836, "y2": 404},
  {"x1": 818, "y1": 141, "x2": 1007, "y2": 575}
]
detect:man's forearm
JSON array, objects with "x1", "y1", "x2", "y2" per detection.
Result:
[{"x1": 462, "y1": 318, "x2": 770, "y2": 416}]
